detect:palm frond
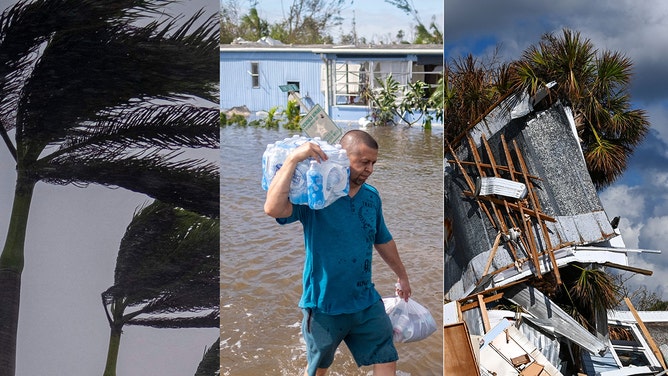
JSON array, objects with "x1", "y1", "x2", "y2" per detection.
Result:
[
  {"x1": 40, "y1": 152, "x2": 219, "y2": 218},
  {"x1": 46, "y1": 104, "x2": 219, "y2": 162},
  {"x1": 194, "y1": 338, "x2": 220, "y2": 376},
  {"x1": 101, "y1": 201, "x2": 219, "y2": 328},
  {"x1": 20, "y1": 9, "x2": 218, "y2": 144}
]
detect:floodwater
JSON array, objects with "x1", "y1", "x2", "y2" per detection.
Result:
[{"x1": 221, "y1": 123, "x2": 443, "y2": 375}]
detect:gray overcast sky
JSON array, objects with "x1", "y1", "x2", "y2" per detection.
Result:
[
  {"x1": 0, "y1": 0, "x2": 219, "y2": 375},
  {"x1": 446, "y1": 0, "x2": 668, "y2": 297}
]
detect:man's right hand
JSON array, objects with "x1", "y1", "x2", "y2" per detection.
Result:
[
  {"x1": 264, "y1": 141, "x2": 328, "y2": 218},
  {"x1": 287, "y1": 141, "x2": 328, "y2": 164}
]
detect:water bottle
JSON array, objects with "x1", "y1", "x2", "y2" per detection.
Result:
[
  {"x1": 289, "y1": 161, "x2": 309, "y2": 205},
  {"x1": 261, "y1": 143, "x2": 275, "y2": 190},
  {"x1": 307, "y1": 160, "x2": 325, "y2": 210},
  {"x1": 330, "y1": 148, "x2": 350, "y2": 194}
]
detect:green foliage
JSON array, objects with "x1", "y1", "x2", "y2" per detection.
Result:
[
  {"x1": 284, "y1": 100, "x2": 301, "y2": 130},
  {"x1": 220, "y1": 111, "x2": 227, "y2": 127},
  {"x1": 511, "y1": 28, "x2": 649, "y2": 188},
  {"x1": 369, "y1": 74, "x2": 400, "y2": 125},
  {"x1": 413, "y1": 16, "x2": 444, "y2": 44},
  {"x1": 264, "y1": 106, "x2": 281, "y2": 128},
  {"x1": 228, "y1": 113, "x2": 248, "y2": 126},
  {"x1": 365, "y1": 74, "x2": 442, "y2": 128},
  {"x1": 626, "y1": 284, "x2": 668, "y2": 311},
  {"x1": 239, "y1": 7, "x2": 269, "y2": 41}
]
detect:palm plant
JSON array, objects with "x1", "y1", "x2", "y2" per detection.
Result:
[
  {"x1": 101, "y1": 201, "x2": 219, "y2": 376},
  {"x1": 194, "y1": 338, "x2": 220, "y2": 376},
  {"x1": 0, "y1": 1, "x2": 219, "y2": 373},
  {"x1": 511, "y1": 28, "x2": 650, "y2": 188},
  {"x1": 239, "y1": 7, "x2": 269, "y2": 41},
  {"x1": 443, "y1": 53, "x2": 505, "y2": 142}
]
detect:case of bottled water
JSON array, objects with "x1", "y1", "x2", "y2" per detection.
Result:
[{"x1": 262, "y1": 135, "x2": 350, "y2": 209}]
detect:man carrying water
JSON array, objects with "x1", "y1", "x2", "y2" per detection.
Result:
[{"x1": 264, "y1": 129, "x2": 412, "y2": 376}]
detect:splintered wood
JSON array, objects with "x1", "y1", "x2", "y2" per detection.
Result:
[{"x1": 446, "y1": 133, "x2": 563, "y2": 285}]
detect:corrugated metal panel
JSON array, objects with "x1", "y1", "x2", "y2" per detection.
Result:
[
  {"x1": 582, "y1": 349, "x2": 620, "y2": 375},
  {"x1": 505, "y1": 284, "x2": 609, "y2": 355}
]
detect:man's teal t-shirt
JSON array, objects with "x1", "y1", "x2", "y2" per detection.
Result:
[{"x1": 277, "y1": 183, "x2": 392, "y2": 315}]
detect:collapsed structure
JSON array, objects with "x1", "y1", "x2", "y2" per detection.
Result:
[{"x1": 444, "y1": 89, "x2": 667, "y2": 375}]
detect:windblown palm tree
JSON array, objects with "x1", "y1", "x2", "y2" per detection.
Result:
[
  {"x1": 101, "y1": 201, "x2": 219, "y2": 376},
  {"x1": 0, "y1": 1, "x2": 219, "y2": 374},
  {"x1": 511, "y1": 28, "x2": 650, "y2": 188},
  {"x1": 194, "y1": 338, "x2": 220, "y2": 376}
]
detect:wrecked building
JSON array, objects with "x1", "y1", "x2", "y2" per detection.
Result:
[{"x1": 444, "y1": 90, "x2": 666, "y2": 375}]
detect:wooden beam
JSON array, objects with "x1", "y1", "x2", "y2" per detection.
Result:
[
  {"x1": 460, "y1": 293, "x2": 505, "y2": 312},
  {"x1": 477, "y1": 294, "x2": 491, "y2": 333},
  {"x1": 624, "y1": 297, "x2": 667, "y2": 370}
]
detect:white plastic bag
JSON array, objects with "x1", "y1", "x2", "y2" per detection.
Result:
[{"x1": 383, "y1": 296, "x2": 437, "y2": 343}]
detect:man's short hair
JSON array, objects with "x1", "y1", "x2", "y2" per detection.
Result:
[{"x1": 340, "y1": 130, "x2": 378, "y2": 151}]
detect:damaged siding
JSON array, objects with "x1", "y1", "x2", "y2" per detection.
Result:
[{"x1": 445, "y1": 101, "x2": 616, "y2": 300}]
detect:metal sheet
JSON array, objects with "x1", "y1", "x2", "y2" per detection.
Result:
[{"x1": 505, "y1": 284, "x2": 608, "y2": 355}]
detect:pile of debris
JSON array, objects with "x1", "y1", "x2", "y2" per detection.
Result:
[{"x1": 444, "y1": 89, "x2": 666, "y2": 375}]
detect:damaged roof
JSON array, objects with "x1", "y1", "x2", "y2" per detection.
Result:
[{"x1": 445, "y1": 96, "x2": 622, "y2": 300}]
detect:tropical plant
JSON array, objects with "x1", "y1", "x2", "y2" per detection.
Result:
[
  {"x1": 413, "y1": 16, "x2": 443, "y2": 44},
  {"x1": 444, "y1": 52, "x2": 507, "y2": 142},
  {"x1": 365, "y1": 74, "x2": 442, "y2": 128},
  {"x1": 239, "y1": 7, "x2": 269, "y2": 41},
  {"x1": 0, "y1": 1, "x2": 218, "y2": 373},
  {"x1": 284, "y1": 99, "x2": 301, "y2": 130},
  {"x1": 194, "y1": 338, "x2": 221, "y2": 376},
  {"x1": 368, "y1": 74, "x2": 400, "y2": 125},
  {"x1": 510, "y1": 28, "x2": 650, "y2": 188},
  {"x1": 101, "y1": 201, "x2": 219, "y2": 376},
  {"x1": 264, "y1": 105, "x2": 281, "y2": 128}
]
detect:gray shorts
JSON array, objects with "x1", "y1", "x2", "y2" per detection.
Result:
[{"x1": 301, "y1": 300, "x2": 398, "y2": 375}]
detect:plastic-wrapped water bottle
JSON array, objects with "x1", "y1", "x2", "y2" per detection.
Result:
[
  {"x1": 329, "y1": 148, "x2": 350, "y2": 194},
  {"x1": 289, "y1": 161, "x2": 309, "y2": 205},
  {"x1": 262, "y1": 136, "x2": 350, "y2": 209},
  {"x1": 307, "y1": 160, "x2": 326, "y2": 210}
]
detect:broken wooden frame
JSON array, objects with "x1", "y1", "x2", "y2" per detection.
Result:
[{"x1": 447, "y1": 132, "x2": 573, "y2": 287}]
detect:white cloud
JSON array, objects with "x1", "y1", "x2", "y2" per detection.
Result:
[
  {"x1": 639, "y1": 216, "x2": 668, "y2": 252},
  {"x1": 617, "y1": 217, "x2": 642, "y2": 250},
  {"x1": 599, "y1": 184, "x2": 645, "y2": 222},
  {"x1": 623, "y1": 254, "x2": 668, "y2": 297}
]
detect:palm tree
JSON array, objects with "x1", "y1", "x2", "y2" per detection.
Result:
[
  {"x1": 239, "y1": 7, "x2": 269, "y2": 41},
  {"x1": 511, "y1": 28, "x2": 650, "y2": 188},
  {"x1": 101, "y1": 201, "x2": 219, "y2": 376},
  {"x1": 0, "y1": 1, "x2": 219, "y2": 374},
  {"x1": 444, "y1": 53, "x2": 506, "y2": 142},
  {"x1": 194, "y1": 338, "x2": 220, "y2": 376}
]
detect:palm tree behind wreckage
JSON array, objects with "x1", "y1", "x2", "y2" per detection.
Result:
[{"x1": 0, "y1": 1, "x2": 219, "y2": 374}]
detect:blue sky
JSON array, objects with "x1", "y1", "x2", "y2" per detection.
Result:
[
  {"x1": 224, "y1": 0, "x2": 444, "y2": 44},
  {"x1": 446, "y1": 0, "x2": 668, "y2": 298}
]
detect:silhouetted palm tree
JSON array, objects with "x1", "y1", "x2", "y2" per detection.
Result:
[
  {"x1": 511, "y1": 28, "x2": 650, "y2": 188},
  {"x1": 194, "y1": 338, "x2": 220, "y2": 376},
  {"x1": 101, "y1": 201, "x2": 219, "y2": 376},
  {"x1": 0, "y1": 1, "x2": 218, "y2": 374}
]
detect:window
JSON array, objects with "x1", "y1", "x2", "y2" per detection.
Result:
[
  {"x1": 609, "y1": 324, "x2": 656, "y2": 368},
  {"x1": 332, "y1": 59, "x2": 442, "y2": 106},
  {"x1": 250, "y1": 62, "x2": 259, "y2": 88}
]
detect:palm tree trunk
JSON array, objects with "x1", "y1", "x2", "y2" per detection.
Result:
[
  {"x1": 103, "y1": 325, "x2": 123, "y2": 376},
  {"x1": 0, "y1": 173, "x2": 36, "y2": 376}
]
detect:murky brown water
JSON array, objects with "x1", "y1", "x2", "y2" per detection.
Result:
[{"x1": 221, "y1": 123, "x2": 443, "y2": 375}]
